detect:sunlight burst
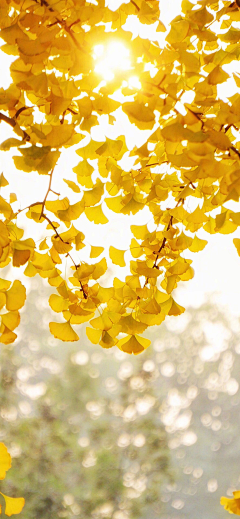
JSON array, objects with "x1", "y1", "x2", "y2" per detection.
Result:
[{"x1": 93, "y1": 41, "x2": 131, "y2": 81}]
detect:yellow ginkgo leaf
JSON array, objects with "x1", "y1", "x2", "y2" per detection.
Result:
[
  {"x1": 119, "y1": 314, "x2": 147, "y2": 335},
  {"x1": 221, "y1": 491, "x2": 240, "y2": 516},
  {"x1": 86, "y1": 327, "x2": 102, "y2": 344},
  {"x1": 189, "y1": 235, "x2": 208, "y2": 252},
  {"x1": 130, "y1": 238, "x2": 142, "y2": 258},
  {"x1": 0, "y1": 173, "x2": 9, "y2": 187},
  {"x1": 63, "y1": 178, "x2": 81, "y2": 193},
  {"x1": 233, "y1": 238, "x2": 240, "y2": 256},
  {"x1": 117, "y1": 334, "x2": 151, "y2": 355},
  {"x1": 12, "y1": 249, "x2": 30, "y2": 267},
  {"x1": 85, "y1": 205, "x2": 108, "y2": 224},
  {"x1": 90, "y1": 245, "x2": 104, "y2": 258},
  {"x1": 0, "y1": 443, "x2": 11, "y2": 480},
  {"x1": 5, "y1": 281, "x2": 26, "y2": 311},
  {"x1": 168, "y1": 298, "x2": 185, "y2": 316},
  {"x1": 208, "y1": 65, "x2": 229, "y2": 85},
  {"x1": 1, "y1": 311, "x2": 20, "y2": 331},
  {"x1": 49, "y1": 321, "x2": 79, "y2": 341},
  {"x1": 0, "y1": 328, "x2": 17, "y2": 345},
  {"x1": 9, "y1": 193, "x2": 17, "y2": 203},
  {"x1": 49, "y1": 294, "x2": 69, "y2": 313},
  {"x1": 130, "y1": 224, "x2": 149, "y2": 240},
  {"x1": 109, "y1": 246, "x2": 126, "y2": 267},
  {"x1": 0, "y1": 493, "x2": 25, "y2": 517},
  {"x1": 39, "y1": 238, "x2": 48, "y2": 251}
]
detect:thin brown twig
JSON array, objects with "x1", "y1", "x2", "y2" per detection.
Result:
[
  {"x1": 130, "y1": 0, "x2": 140, "y2": 11},
  {"x1": 39, "y1": 168, "x2": 55, "y2": 220},
  {"x1": 66, "y1": 252, "x2": 87, "y2": 299}
]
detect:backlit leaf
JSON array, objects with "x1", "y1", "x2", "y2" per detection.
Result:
[
  {"x1": 109, "y1": 246, "x2": 126, "y2": 267},
  {"x1": 117, "y1": 335, "x2": 151, "y2": 355},
  {"x1": 5, "y1": 281, "x2": 26, "y2": 311},
  {"x1": 49, "y1": 321, "x2": 79, "y2": 342},
  {"x1": 0, "y1": 443, "x2": 11, "y2": 480},
  {"x1": 90, "y1": 246, "x2": 104, "y2": 258},
  {"x1": 0, "y1": 493, "x2": 25, "y2": 517}
]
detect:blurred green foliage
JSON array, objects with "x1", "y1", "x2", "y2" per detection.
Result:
[{"x1": 0, "y1": 280, "x2": 171, "y2": 519}]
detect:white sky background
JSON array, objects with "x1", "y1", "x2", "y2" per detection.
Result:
[{"x1": 1, "y1": 0, "x2": 240, "y2": 315}]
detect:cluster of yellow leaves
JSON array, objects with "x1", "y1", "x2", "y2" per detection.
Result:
[
  {"x1": 0, "y1": 443, "x2": 25, "y2": 516},
  {"x1": 1, "y1": 0, "x2": 240, "y2": 353}
]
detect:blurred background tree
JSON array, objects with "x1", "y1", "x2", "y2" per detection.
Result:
[
  {"x1": 0, "y1": 279, "x2": 171, "y2": 519},
  {"x1": 1, "y1": 278, "x2": 240, "y2": 519}
]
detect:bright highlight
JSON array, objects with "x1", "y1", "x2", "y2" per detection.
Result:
[{"x1": 94, "y1": 41, "x2": 131, "y2": 81}]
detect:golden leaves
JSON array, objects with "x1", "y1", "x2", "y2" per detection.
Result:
[{"x1": 1, "y1": 0, "x2": 240, "y2": 356}]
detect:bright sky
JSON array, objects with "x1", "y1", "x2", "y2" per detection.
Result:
[{"x1": 1, "y1": 0, "x2": 240, "y2": 316}]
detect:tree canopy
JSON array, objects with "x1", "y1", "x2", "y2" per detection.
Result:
[{"x1": 1, "y1": 0, "x2": 240, "y2": 353}]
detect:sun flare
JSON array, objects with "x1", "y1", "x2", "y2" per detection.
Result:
[{"x1": 93, "y1": 41, "x2": 131, "y2": 81}]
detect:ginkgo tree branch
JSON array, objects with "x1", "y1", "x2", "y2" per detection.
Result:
[
  {"x1": 0, "y1": 111, "x2": 30, "y2": 140},
  {"x1": 0, "y1": 112, "x2": 16, "y2": 128}
]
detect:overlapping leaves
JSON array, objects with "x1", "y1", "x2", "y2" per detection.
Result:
[{"x1": 0, "y1": 0, "x2": 240, "y2": 353}]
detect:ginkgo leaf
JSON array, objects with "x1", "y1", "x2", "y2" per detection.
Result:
[
  {"x1": 1, "y1": 311, "x2": 20, "y2": 331},
  {"x1": 49, "y1": 321, "x2": 79, "y2": 341},
  {"x1": 168, "y1": 299, "x2": 185, "y2": 316},
  {"x1": 130, "y1": 238, "x2": 143, "y2": 258},
  {"x1": 85, "y1": 205, "x2": 108, "y2": 224},
  {"x1": 233, "y1": 238, "x2": 240, "y2": 256},
  {"x1": 122, "y1": 102, "x2": 155, "y2": 130},
  {"x1": 0, "y1": 493, "x2": 25, "y2": 517},
  {"x1": 52, "y1": 237, "x2": 72, "y2": 254},
  {"x1": 166, "y1": 19, "x2": 189, "y2": 43},
  {"x1": 0, "y1": 328, "x2": 17, "y2": 345},
  {"x1": 117, "y1": 335, "x2": 151, "y2": 355},
  {"x1": 5, "y1": 281, "x2": 26, "y2": 311},
  {"x1": 49, "y1": 294, "x2": 69, "y2": 313},
  {"x1": 189, "y1": 235, "x2": 208, "y2": 252},
  {"x1": 90, "y1": 245, "x2": 104, "y2": 258},
  {"x1": 0, "y1": 138, "x2": 23, "y2": 151},
  {"x1": 39, "y1": 238, "x2": 48, "y2": 251},
  {"x1": 221, "y1": 491, "x2": 240, "y2": 516},
  {"x1": 119, "y1": 314, "x2": 147, "y2": 335},
  {"x1": 9, "y1": 193, "x2": 17, "y2": 203},
  {"x1": 208, "y1": 66, "x2": 229, "y2": 85},
  {"x1": 63, "y1": 179, "x2": 81, "y2": 193},
  {"x1": 90, "y1": 313, "x2": 113, "y2": 331},
  {"x1": 109, "y1": 246, "x2": 126, "y2": 267},
  {"x1": 0, "y1": 443, "x2": 11, "y2": 480},
  {"x1": 86, "y1": 327, "x2": 102, "y2": 344},
  {"x1": 0, "y1": 173, "x2": 9, "y2": 187},
  {"x1": 130, "y1": 224, "x2": 149, "y2": 240},
  {"x1": 12, "y1": 248, "x2": 30, "y2": 267}
]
